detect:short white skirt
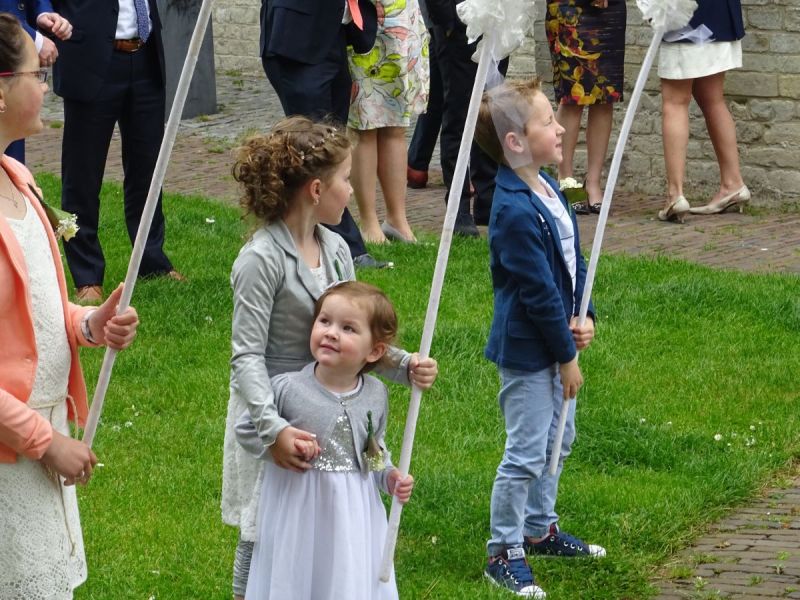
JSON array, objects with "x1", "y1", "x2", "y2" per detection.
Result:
[
  {"x1": 658, "y1": 40, "x2": 742, "y2": 80},
  {"x1": 245, "y1": 463, "x2": 399, "y2": 600}
]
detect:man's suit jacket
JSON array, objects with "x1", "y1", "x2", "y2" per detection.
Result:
[
  {"x1": 51, "y1": 0, "x2": 165, "y2": 102},
  {"x1": 259, "y1": 0, "x2": 378, "y2": 65},
  {"x1": 0, "y1": 0, "x2": 53, "y2": 40}
]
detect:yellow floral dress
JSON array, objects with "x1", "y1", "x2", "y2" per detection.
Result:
[
  {"x1": 347, "y1": 0, "x2": 429, "y2": 130},
  {"x1": 546, "y1": 0, "x2": 626, "y2": 105}
]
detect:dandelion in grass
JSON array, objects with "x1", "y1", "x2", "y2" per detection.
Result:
[{"x1": 713, "y1": 433, "x2": 722, "y2": 442}]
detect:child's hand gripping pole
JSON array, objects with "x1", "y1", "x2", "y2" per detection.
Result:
[
  {"x1": 378, "y1": 33, "x2": 496, "y2": 584},
  {"x1": 548, "y1": 23, "x2": 666, "y2": 475},
  {"x1": 82, "y1": 0, "x2": 217, "y2": 448}
]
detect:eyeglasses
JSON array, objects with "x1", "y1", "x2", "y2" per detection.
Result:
[{"x1": 0, "y1": 70, "x2": 49, "y2": 83}]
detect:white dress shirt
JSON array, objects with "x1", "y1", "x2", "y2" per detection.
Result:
[{"x1": 116, "y1": 0, "x2": 152, "y2": 40}]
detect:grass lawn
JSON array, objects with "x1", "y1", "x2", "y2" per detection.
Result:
[{"x1": 33, "y1": 174, "x2": 799, "y2": 599}]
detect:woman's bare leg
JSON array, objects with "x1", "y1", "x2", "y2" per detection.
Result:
[
  {"x1": 350, "y1": 128, "x2": 385, "y2": 243},
  {"x1": 692, "y1": 72, "x2": 745, "y2": 202},
  {"x1": 660, "y1": 77, "x2": 694, "y2": 210},
  {"x1": 377, "y1": 126, "x2": 415, "y2": 241},
  {"x1": 585, "y1": 103, "x2": 613, "y2": 206},
  {"x1": 556, "y1": 103, "x2": 583, "y2": 181}
]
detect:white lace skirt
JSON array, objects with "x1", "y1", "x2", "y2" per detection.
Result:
[
  {"x1": 245, "y1": 463, "x2": 399, "y2": 600},
  {"x1": 0, "y1": 400, "x2": 87, "y2": 600},
  {"x1": 658, "y1": 40, "x2": 742, "y2": 80}
]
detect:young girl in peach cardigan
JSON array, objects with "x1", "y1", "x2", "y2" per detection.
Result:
[{"x1": 0, "y1": 14, "x2": 139, "y2": 598}]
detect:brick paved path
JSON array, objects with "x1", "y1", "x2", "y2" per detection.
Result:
[{"x1": 26, "y1": 75, "x2": 800, "y2": 598}]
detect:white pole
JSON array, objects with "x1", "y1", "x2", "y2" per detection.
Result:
[
  {"x1": 548, "y1": 26, "x2": 665, "y2": 475},
  {"x1": 82, "y1": 0, "x2": 217, "y2": 448},
  {"x1": 379, "y1": 33, "x2": 496, "y2": 583}
]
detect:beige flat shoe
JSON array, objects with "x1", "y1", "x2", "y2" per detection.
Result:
[
  {"x1": 657, "y1": 195, "x2": 690, "y2": 223},
  {"x1": 690, "y1": 185, "x2": 751, "y2": 215}
]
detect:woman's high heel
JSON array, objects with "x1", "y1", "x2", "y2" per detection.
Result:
[
  {"x1": 689, "y1": 185, "x2": 751, "y2": 215},
  {"x1": 381, "y1": 221, "x2": 416, "y2": 243},
  {"x1": 657, "y1": 195, "x2": 690, "y2": 224}
]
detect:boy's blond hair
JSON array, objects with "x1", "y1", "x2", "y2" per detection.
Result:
[{"x1": 474, "y1": 78, "x2": 543, "y2": 166}]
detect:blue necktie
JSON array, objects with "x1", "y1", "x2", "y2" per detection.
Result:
[{"x1": 134, "y1": 0, "x2": 151, "y2": 42}]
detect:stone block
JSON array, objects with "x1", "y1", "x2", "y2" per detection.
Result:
[
  {"x1": 743, "y1": 53, "x2": 800, "y2": 74},
  {"x1": 768, "y1": 99, "x2": 797, "y2": 120},
  {"x1": 763, "y1": 121, "x2": 800, "y2": 143},
  {"x1": 779, "y1": 75, "x2": 800, "y2": 98},
  {"x1": 747, "y1": 6, "x2": 784, "y2": 29},
  {"x1": 741, "y1": 32, "x2": 772, "y2": 52},
  {"x1": 749, "y1": 99, "x2": 776, "y2": 120},
  {"x1": 742, "y1": 146, "x2": 799, "y2": 169},
  {"x1": 787, "y1": 8, "x2": 800, "y2": 31},
  {"x1": 770, "y1": 31, "x2": 800, "y2": 54},
  {"x1": 725, "y1": 71, "x2": 779, "y2": 97},
  {"x1": 729, "y1": 99, "x2": 750, "y2": 120},
  {"x1": 735, "y1": 120, "x2": 765, "y2": 143}
]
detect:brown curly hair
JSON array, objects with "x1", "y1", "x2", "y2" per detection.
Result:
[{"x1": 232, "y1": 116, "x2": 351, "y2": 224}]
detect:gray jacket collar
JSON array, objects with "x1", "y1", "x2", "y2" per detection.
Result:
[{"x1": 260, "y1": 220, "x2": 346, "y2": 300}]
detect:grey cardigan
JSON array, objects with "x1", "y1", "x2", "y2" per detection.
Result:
[
  {"x1": 221, "y1": 221, "x2": 410, "y2": 537},
  {"x1": 236, "y1": 363, "x2": 395, "y2": 493}
]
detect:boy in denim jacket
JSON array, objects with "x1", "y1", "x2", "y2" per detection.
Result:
[{"x1": 474, "y1": 79, "x2": 605, "y2": 598}]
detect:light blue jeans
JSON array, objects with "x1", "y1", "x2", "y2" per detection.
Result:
[{"x1": 487, "y1": 365, "x2": 577, "y2": 557}]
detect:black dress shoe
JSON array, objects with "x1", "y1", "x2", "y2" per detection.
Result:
[
  {"x1": 571, "y1": 201, "x2": 590, "y2": 215},
  {"x1": 353, "y1": 253, "x2": 394, "y2": 269},
  {"x1": 454, "y1": 213, "x2": 479, "y2": 237}
]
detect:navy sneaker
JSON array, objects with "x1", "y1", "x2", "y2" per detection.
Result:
[
  {"x1": 524, "y1": 523, "x2": 606, "y2": 558},
  {"x1": 484, "y1": 546, "x2": 546, "y2": 598}
]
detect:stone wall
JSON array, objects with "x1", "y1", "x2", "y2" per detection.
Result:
[
  {"x1": 212, "y1": 0, "x2": 262, "y2": 75},
  {"x1": 212, "y1": 0, "x2": 800, "y2": 205}
]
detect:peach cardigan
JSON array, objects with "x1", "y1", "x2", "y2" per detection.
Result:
[{"x1": 0, "y1": 156, "x2": 96, "y2": 463}]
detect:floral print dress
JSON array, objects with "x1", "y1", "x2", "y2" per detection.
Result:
[
  {"x1": 347, "y1": 0, "x2": 429, "y2": 130},
  {"x1": 546, "y1": 0, "x2": 626, "y2": 105}
]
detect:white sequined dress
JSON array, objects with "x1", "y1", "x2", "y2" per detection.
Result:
[
  {"x1": 244, "y1": 369, "x2": 398, "y2": 600},
  {"x1": 0, "y1": 196, "x2": 87, "y2": 599}
]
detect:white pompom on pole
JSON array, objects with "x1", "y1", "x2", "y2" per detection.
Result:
[
  {"x1": 548, "y1": 0, "x2": 697, "y2": 475},
  {"x1": 82, "y1": 0, "x2": 217, "y2": 448},
  {"x1": 378, "y1": 32, "x2": 496, "y2": 584}
]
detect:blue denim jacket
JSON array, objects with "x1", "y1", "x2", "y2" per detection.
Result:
[{"x1": 485, "y1": 166, "x2": 594, "y2": 372}]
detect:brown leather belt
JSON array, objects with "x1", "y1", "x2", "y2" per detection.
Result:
[{"x1": 113, "y1": 38, "x2": 145, "y2": 53}]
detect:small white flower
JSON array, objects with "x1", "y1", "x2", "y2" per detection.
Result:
[
  {"x1": 124, "y1": 421, "x2": 133, "y2": 428},
  {"x1": 55, "y1": 214, "x2": 79, "y2": 241},
  {"x1": 431, "y1": 536, "x2": 439, "y2": 545},
  {"x1": 205, "y1": 217, "x2": 216, "y2": 224},
  {"x1": 559, "y1": 177, "x2": 582, "y2": 190},
  {"x1": 205, "y1": 315, "x2": 213, "y2": 323},
  {"x1": 750, "y1": 425, "x2": 756, "y2": 431},
  {"x1": 111, "y1": 424, "x2": 121, "y2": 432},
  {"x1": 640, "y1": 418, "x2": 646, "y2": 424},
  {"x1": 666, "y1": 421, "x2": 672, "y2": 426},
  {"x1": 713, "y1": 433, "x2": 723, "y2": 442}
]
